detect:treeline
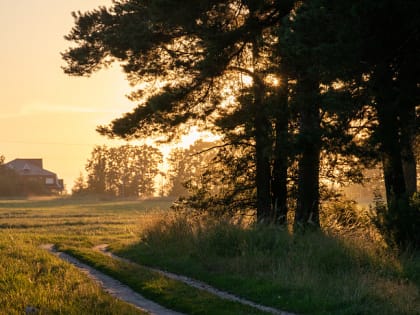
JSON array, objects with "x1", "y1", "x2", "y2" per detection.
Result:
[
  {"x1": 73, "y1": 145, "x2": 162, "y2": 198},
  {"x1": 0, "y1": 155, "x2": 20, "y2": 196},
  {"x1": 74, "y1": 141, "x2": 217, "y2": 199},
  {"x1": 63, "y1": 1, "x2": 419, "y2": 248}
]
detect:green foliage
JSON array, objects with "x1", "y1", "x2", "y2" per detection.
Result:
[
  {"x1": 62, "y1": 0, "x2": 298, "y2": 224},
  {"x1": 372, "y1": 192, "x2": 420, "y2": 250}
]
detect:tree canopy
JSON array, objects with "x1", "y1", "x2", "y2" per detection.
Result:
[
  {"x1": 75, "y1": 144, "x2": 162, "y2": 198},
  {"x1": 63, "y1": 0, "x2": 419, "y2": 248}
]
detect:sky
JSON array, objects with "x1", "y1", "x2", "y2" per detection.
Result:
[{"x1": 0, "y1": 1, "x2": 174, "y2": 191}]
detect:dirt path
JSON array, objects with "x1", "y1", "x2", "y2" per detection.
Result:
[
  {"x1": 41, "y1": 244, "x2": 184, "y2": 315},
  {"x1": 94, "y1": 244, "x2": 296, "y2": 315}
]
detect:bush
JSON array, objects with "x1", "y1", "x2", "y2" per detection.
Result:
[{"x1": 372, "y1": 192, "x2": 420, "y2": 250}]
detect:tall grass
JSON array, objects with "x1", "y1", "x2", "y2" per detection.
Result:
[{"x1": 115, "y1": 211, "x2": 420, "y2": 315}]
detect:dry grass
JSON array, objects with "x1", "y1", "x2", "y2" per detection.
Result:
[{"x1": 116, "y1": 209, "x2": 420, "y2": 315}]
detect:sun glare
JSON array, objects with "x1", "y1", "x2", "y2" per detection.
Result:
[
  {"x1": 241, "y1": 74, "x2": 253, "y2": 86},
  {"x1": 240, "y1": 73, "x2": 280, "y2": 87},
  {"x1": 265, "y1": 74, "x2": 280, "y2": 87},
  {"x1": 179, "y1": 127, "x2": 221, "y2": 148}
]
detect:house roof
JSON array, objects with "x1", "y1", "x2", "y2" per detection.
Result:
[{"x1": 5, "y1": 159, "x2": 57, "y2": 177}]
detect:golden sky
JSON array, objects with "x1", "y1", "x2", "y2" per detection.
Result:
[{"x1": 0, "y1": 1, "x2": 141, "y2": 191}]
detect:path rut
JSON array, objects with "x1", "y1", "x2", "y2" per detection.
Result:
[
  {"x1": 41, "y1": 244, "x2": 184, "y2": 315},
  {"x1": 41, "y1": 244, "x2": 296, "y2": 315},
  {"x1": 94, "y1": 244, "x2": 295, "y2": 315}
]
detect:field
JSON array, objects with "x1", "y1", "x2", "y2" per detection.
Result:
[
  {"x1": 0, "y1": 198, "x2": 418, "y2": 315},
  {"x1": 0, "y1": 198, "x2": 167, "y2": 315}
]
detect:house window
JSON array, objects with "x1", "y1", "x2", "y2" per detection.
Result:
[
  {"x1": 23, "y1": 164, "x2": 31, "y2": 173},
  {"x1": 45, "y1": 177, "x2": 54, "y2": 185}
]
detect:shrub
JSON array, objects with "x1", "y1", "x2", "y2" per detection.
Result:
[{"x1": 372, "y1": 192, "x2": 420, "y2": 250}]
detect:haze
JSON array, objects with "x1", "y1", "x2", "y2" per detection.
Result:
[{"x1": 0, "y1": 1, "x2": 136, "y2": 190}]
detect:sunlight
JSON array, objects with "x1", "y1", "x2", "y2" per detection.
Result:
[
  {"x1": 241, "y1": 74, "x2": 253, "y2": 86},
  {"x1": 239, "y1": 73, "x2": 281, "y2": 87},
  {"x1": 265, "y1": 74, "x2": 280, "y2": 87},
  {"x1": 179, "y1": 127, "x2": 221, "y2": 148}
]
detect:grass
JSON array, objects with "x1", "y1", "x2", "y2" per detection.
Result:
[
  {"x1": 0, "y1": 198, "x2": 169, "y2": 246},
  {"x1": 0, "y1": 197, "x2": 418, "y2": 314},
  {"x1": 0, "y1": 198, "x2": 272, "y2": 314},
  {"x1": 0, "y1": 234, "x2": 147, "y2": 315},
  {"x1": 113, "y1": 212, "x2": 420, "y2": 315},
  {"x1": 0, "y1": 198, "x2": 167, "y2": 315},
  {"x1": 60, "y1": 246, "x2": 268, "y2": 315}
]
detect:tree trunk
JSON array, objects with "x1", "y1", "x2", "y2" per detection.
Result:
[
  {"x1": 272, "y1": 80, "x2": 289, "y2": 225},
  {"x1": 380, "y1": 144, "x2": 407, "y2": 206},
  {"x1": 249, "y1": 36, "x2": 273, "y2": 224},
  {"x1": 374, "y1": 64, "x2": 408, "y2": 205},
  {"x1": 295, "y1": 77, "x2": 321, "y2": 229},
  {"x1": 401, "y1": 131, "x2": 417, "y2": 198},
  {"x1": 254, "y1": 78, "x2": 273, "y2": 223},
  {"x1": 372, "y1": 62, "x2": 418, "y2": 248},
  {"x1": 399, "y1": 66, "x2": 418, "y2": 197}
]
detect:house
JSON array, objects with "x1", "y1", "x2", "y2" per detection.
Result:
[{"x1": 5, "y1": 158, "x2": 64, "y2": 195}]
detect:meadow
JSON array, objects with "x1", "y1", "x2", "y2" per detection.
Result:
[
  {"x1": 0, "y1": 198, "x2": 165, "y2": 315},
  {"x1": 0, "y1": 198, "x2": 418, "y2": 314}
]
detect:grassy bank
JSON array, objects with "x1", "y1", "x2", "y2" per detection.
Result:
[{"x1": 113, "y1": 213, "x2": 420, "y2": 315}]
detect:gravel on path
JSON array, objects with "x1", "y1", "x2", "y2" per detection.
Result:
[
  {"x1": 40, "y1": 244, "x2": 185, "y2": 315},
  {"x1": 94, "y1": 244, "x2": 296, "y2": 315}
]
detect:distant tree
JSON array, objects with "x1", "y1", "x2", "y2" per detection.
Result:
[
  {"x1": 107, "y1": 145, "x2": 162, "y2": 197},
  {"x1": 0, "y1": 155, "x2": 19, "y2": 196},
  {"x1": 71, "y1": 172, "x2": 88, "y2": 196},
  {"x1": 85, "y1": 146, "x2": 108, "y2": 195},
  {"x1": 84, "y1": 144, "x2": 162, "y2": 198}
]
